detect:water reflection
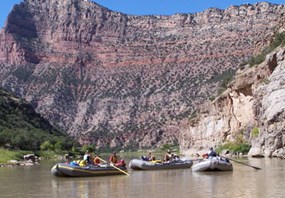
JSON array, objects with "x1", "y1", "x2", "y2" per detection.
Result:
[{"x1": 0, "y1": 158, "x2": 285, "y2": 198}]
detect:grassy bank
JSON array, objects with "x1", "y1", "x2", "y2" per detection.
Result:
[
  {"x1": 0, "y1": 149, "x2": 66, "y2": 164},
  {"x1": 0, "y1": 148, "x2": 29, "y2": 164}
]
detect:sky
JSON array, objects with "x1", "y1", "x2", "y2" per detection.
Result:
[{"x1": 1, "y1": 0, "x2": 285, "y2": 28}]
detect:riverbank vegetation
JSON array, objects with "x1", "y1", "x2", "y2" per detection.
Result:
[
  {"x1": 0, "y1": 87, "x2": 80, "y2": 165},
  {"x1": 216, "y1": 141, "x2": 251, "y2": 155},
  {"x1": 0, "y1": 149, "x2": 29, "y2": 164},
  {"x1": 0, "y1": 88, "x2": 76, "y2": 152}
]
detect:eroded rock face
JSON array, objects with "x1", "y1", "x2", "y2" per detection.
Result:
[
  {"x1": 250, "y1": 49, "x2": 285, "y2": 157},
  {"x1": 180, "y1": 47, "x2": 285, "y2": 158},
  {"x1": 0, "y1": 0, "x2": 285, "y2": 149}
]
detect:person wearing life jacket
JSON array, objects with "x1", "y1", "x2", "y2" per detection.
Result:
[
  {"x1": 141, "y1": 152, "x2": 156, "y2": 161},
  {"x1": 93, "y1": 154, "x2": 101, "y2": 165},
  {"x1": 115, "y1": 159, "x2": 126, "y2": 167},
  {"x1": 109, "y1": 152, "x2": 118, "y2": 165},
  {"x1": 147, "y1": 152, "x2": 155, "y2": 161}
]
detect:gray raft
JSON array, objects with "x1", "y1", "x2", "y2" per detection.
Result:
[
  {"x1": 192, "y1": 157, "x2": 233, "y2": 172},
  {"x1": 129, "y1": 159, "x2": 193, "y2": 170},
  {"x1": 51, "y1": 163, "x2": 128, "y2": 177}
]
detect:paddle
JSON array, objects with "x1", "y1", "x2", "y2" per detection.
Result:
[
  {"x1": 96, "y1": 156, "x2": 130, "y2": 176},
  {"x1": 222, "y1": 156, "x2": 261, "y2": 170}
]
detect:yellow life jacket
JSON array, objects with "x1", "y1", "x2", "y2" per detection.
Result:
[{"x1": 79, "y1": 160, "x2": 87, "y2": 167}]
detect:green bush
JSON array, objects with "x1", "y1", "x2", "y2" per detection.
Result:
[
  {"x1": 188, "y1": 111, "x2": 197, "y2": 120},
  {"x1": 251, "y1": 127, "x2": 259, "y2": 138},
  {"x1": 208, "y1": 95, "x2": 215, "y2": 101},
  {"x1": 54, "y1": 141, "x2": 65, "y2": 152},
  {"x1": 81, "y1": 145, "x2": 94, "y2": 153},
  {"x1": 40, "y1": 140, "x2": 52, "y2": 151},
  {"x1": 160, "y1": 143, "x2": 179, "y2": 152},
  {"x1": 248, "y1": 54, "x2": 265, "y2": 67},
  {"x1": 216, "y1": 141, "x2": 251, "y2": 154},
  {"x1": 249, "y1": 31, "x2": 285, "y2": 67}
]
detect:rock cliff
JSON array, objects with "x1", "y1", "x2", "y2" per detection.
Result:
[
  {"x1": 0, "y1": 0, "x2": 285, "y2": 149},
  {"x1": 180, "y1": 46, "x2": 285, "y2": 158}
]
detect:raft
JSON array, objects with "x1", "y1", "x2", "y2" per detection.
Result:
[
  {"x1": 51, "y1": 163, "x2": 128, "y2": 177},
  {"x1": 192, "y1": 157, "x2": 233, "y2": 172},
  {"x1": 129, "y1": 159, "x2": 193, "y2": 170}
]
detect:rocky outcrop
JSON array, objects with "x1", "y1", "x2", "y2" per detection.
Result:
[
  {"x1": 180, "y1": 47, "x2": 285, "y2": 158},
  {"x1": 0, "y1": 0, "x2": 285, "y2": 149},
  {"x1": 3, "y1": 154, "x2": 40, "y2": 167},
  {"x1": 250, "y1": 49, "x2": 285, "y2": 157}
]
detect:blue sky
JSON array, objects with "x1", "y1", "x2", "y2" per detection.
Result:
[{"x1": 1, "y1": 0, "x2": 285, "y2": 28}]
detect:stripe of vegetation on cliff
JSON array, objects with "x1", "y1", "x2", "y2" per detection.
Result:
[
  {"x1": 207, "y1": 31, "x2": 285, "y2": 102},
  {"x1": 248, "y1": 31, "x2": 285, "y2": 67}
]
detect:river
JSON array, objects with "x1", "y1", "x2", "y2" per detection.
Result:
[{"x1": 0, "y1": 157, "x2": 284, "y2": 198}]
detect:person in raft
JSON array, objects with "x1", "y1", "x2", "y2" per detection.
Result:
[
  {"x1": 204, "y1": 147, "x2": 217, "y2": 159},
  {"x1": 83, "y1": 150, "x2": 92, "y2": 164},
  {"x1": 142, "y1": 152, "x2": 156, "y2": 161},
  {"x1": 109, "y1": 152, "x2": 126, "y2": 167},
  {"x1": 164, "y1": 149, "x2": 172, "y2": 162},
  {"x1": 109, "y1": 152, "x2": 118, "y2": 164},
  {"x1": 93, "y1": 154, "x2": 101, "y2": 166}
]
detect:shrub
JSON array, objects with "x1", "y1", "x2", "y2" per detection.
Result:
[
  {"x1": 251, "y1": 127, "x2": 259, "y2": 138},
  {"x1": 54, "y1": 141, "x2": 65, "y2": 152},
  {"x1": 248, "y1": 54, "x2": 265, "y2": 67},
  {"x1": 188, "y1": 111, "x2": 197, "y2": 120},
  {"x1": 160, "y1": 143, "x2": 179, "y2": 152},
  {"x1": 249, "y1": 31, "x2": 285, "y2": 67},
  {"x1": 216, "y1": 141, "x2": 251, "y2": 154},
  {"x1": 81, "y1": 145, "x2": 94, "y2": 153},
  {"x1": 40, "y1": 140, "x2": 53, "y2": 151}
]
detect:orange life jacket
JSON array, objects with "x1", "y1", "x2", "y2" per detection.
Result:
[{"x1": 94, "y1": 157, "x2": 100, "y2": 164}]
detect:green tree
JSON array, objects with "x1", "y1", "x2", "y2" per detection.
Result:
[{"x1": 40, "y1": 140, "x2": 53, "y2": 151}]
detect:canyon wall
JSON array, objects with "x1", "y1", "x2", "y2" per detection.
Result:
[
  {"x1": 180, "y1": 47, "x2": 285, "y2": 157},
  {"x1": 0, "y1": 0, "x2": 285, "y2": 149}
]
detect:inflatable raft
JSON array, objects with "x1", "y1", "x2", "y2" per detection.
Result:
[
  {"x1": 129, "y1": 159, "x2": 193, "y2": 170},
  {"x1": 51, "y1": 163, "x2": 128, "y2": 177},
  {"x1": 192, "y1": 157, "x2": 233, "y2": 172}
]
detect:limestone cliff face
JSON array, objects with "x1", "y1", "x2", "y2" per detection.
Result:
[
  {"x1": 0, "y1": 0, "x2": 285, "y2": 149},
  {"x1": 180, "y1": 47, "x2": 285, "y2": 158},
  {"x1": 250, "y1": 49, "x2": 285, "y2": 157}
]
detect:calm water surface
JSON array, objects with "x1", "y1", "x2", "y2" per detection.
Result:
[{"x1": 0, "y1": 157, "x2": 285, "y2": 198}]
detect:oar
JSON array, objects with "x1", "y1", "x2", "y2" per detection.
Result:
[
  {"x1": 222, "y1": 156, "x2": 261, "y2": 170},
  {"x1": 97, "y1": 156, "x2": 130, "y2": 176}
]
